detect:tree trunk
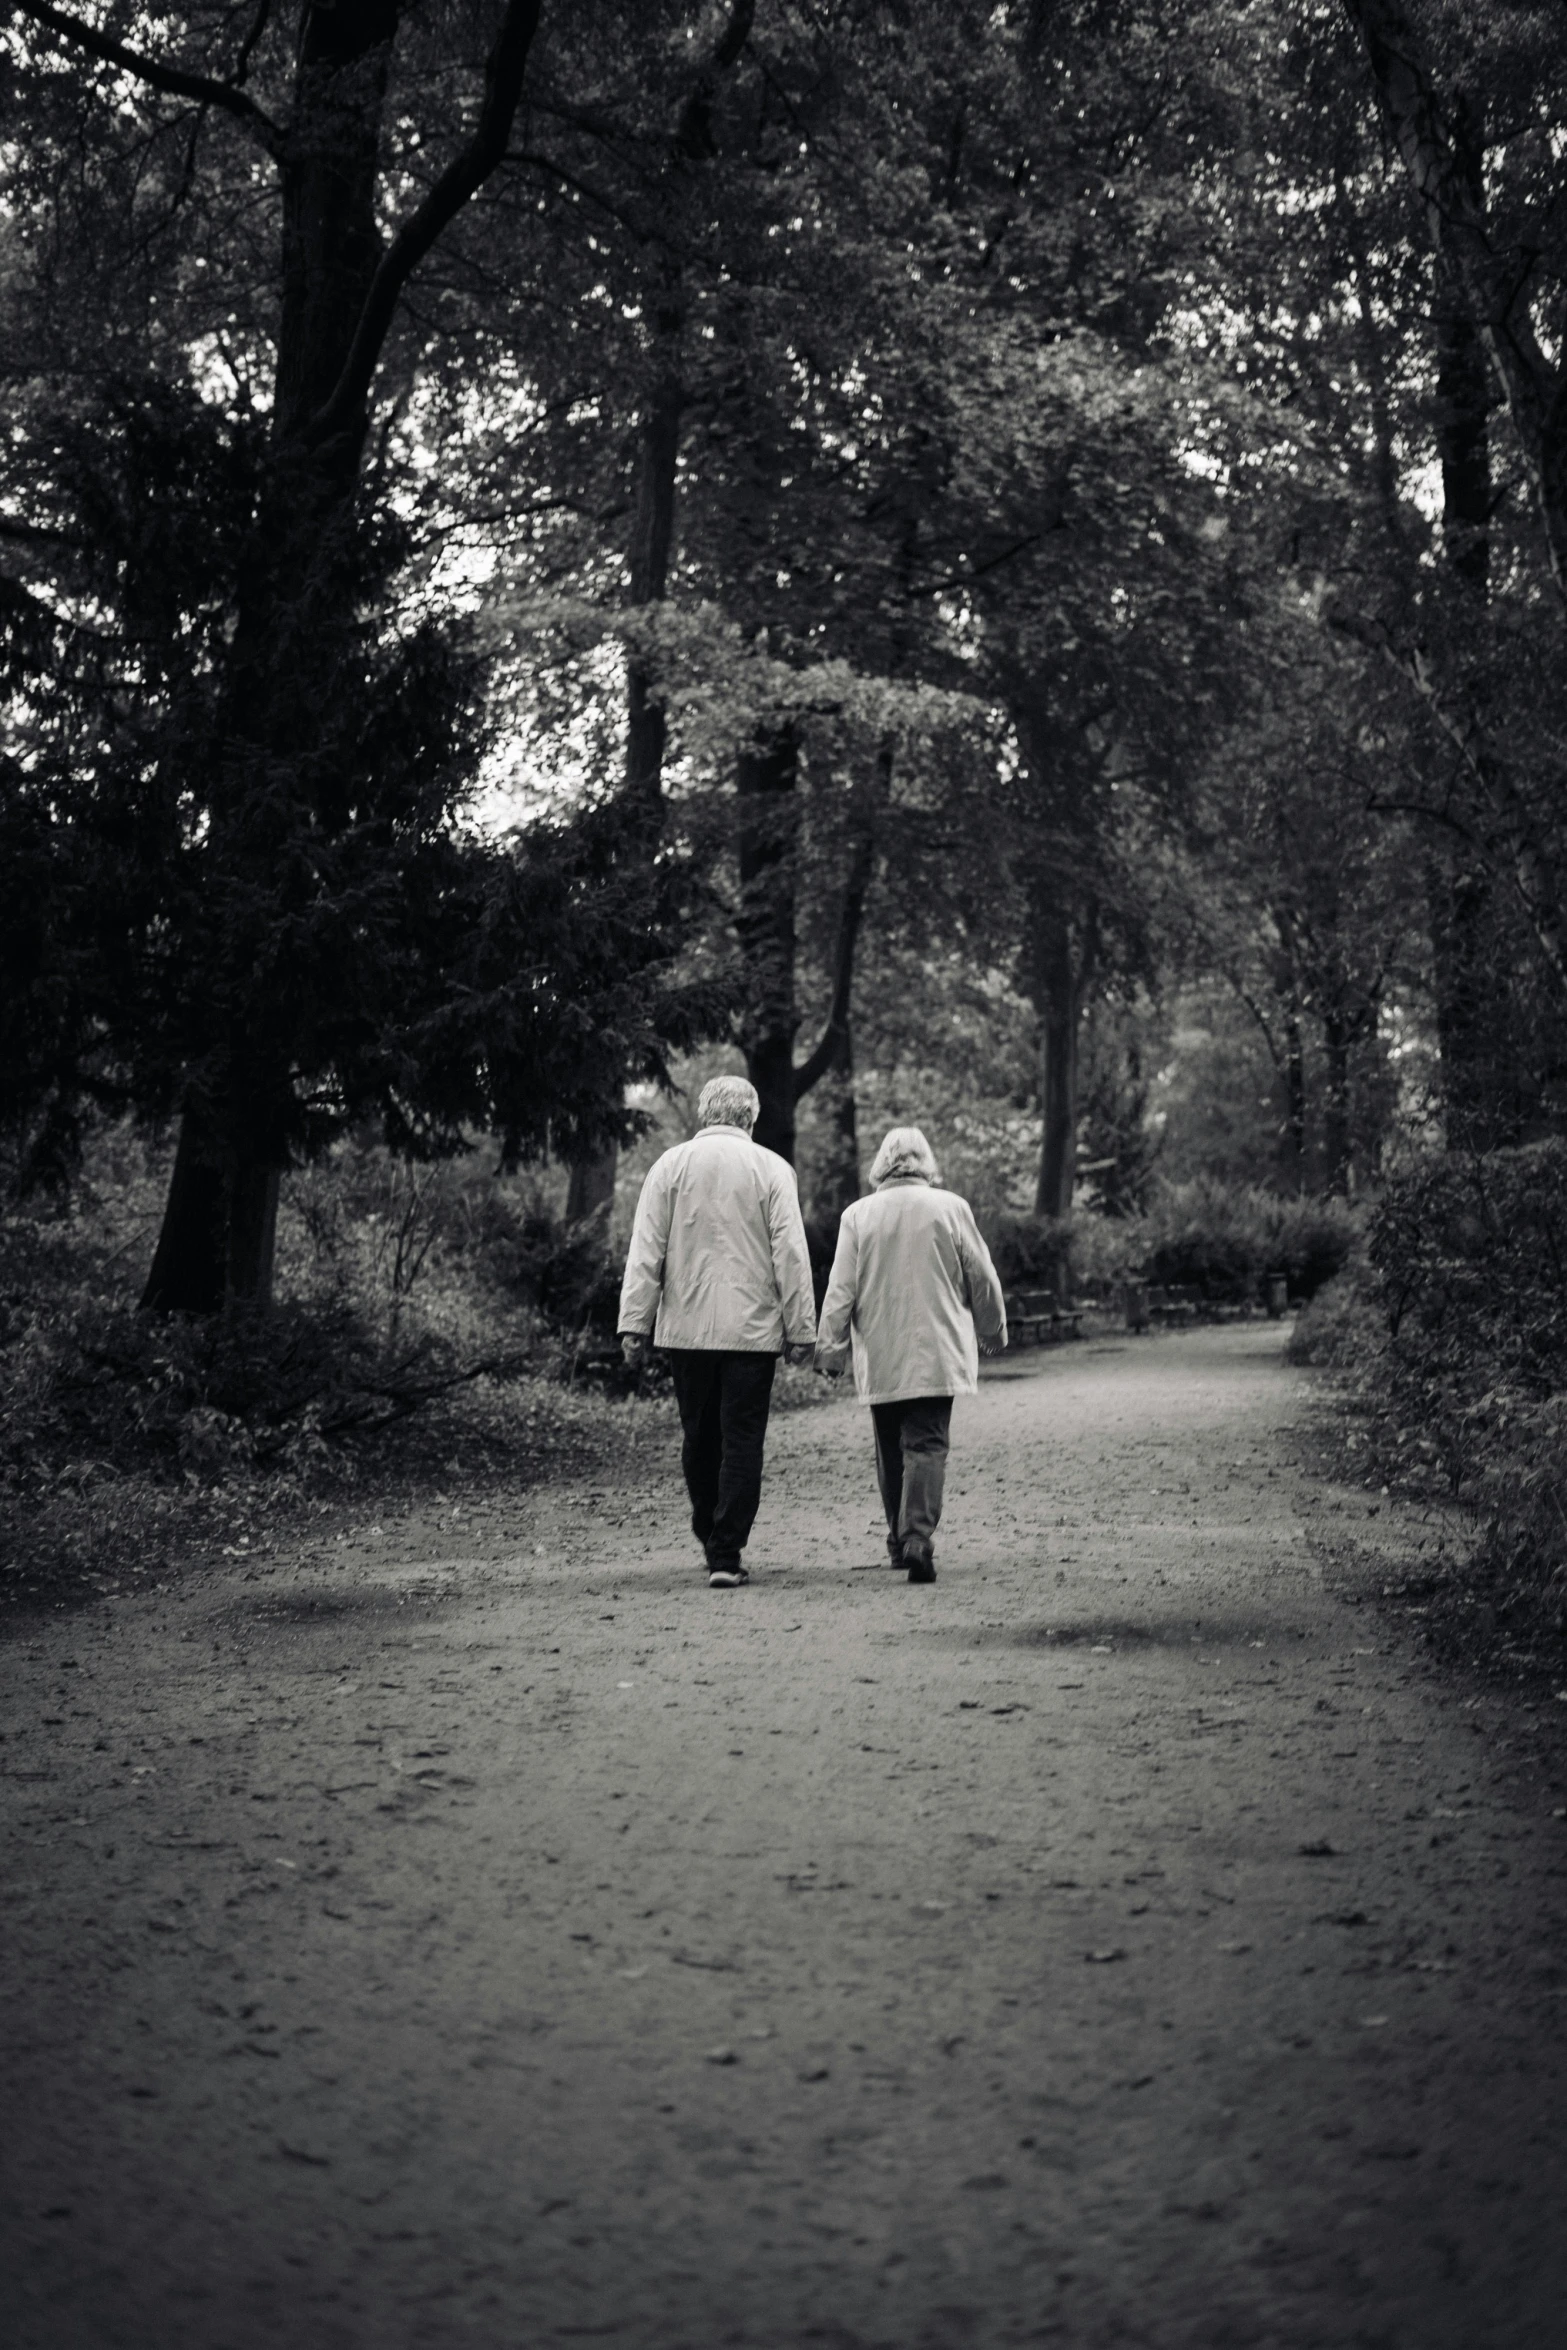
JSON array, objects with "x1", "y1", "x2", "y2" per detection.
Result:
[
  {"x1": 1034, "y1": 946, "x2": 1078, "y2": 1226},
  {"x1": 130, "y1": 0, "x2": 543, "y2": 1313},
  {"x1": 811, "y1": 1064, "x2": 863, "y2": 1229},
  {"x1": 1030, "y1": 888, "x2": 1096, "y2": 1253},
  {"x1": 566, "y1": 310, "x2": 685, "y2": 1229},
  {"x1": 140, "y1": 1107, "x2": 229, "y2": 1315},
  {"x1": 1424, "y1": 855, "x2": 1523, "y2": 1150},
  {"x1": 1433, "y1": 97, "x2": 1491, "y2": 598},
  {"x1": 565, "y1": 1150, "x2": 618, "y2": 1231},
  {"x1": 1282, "y1": 1009, "x2": 1308, "y2": 1196},
  {"x1": 794, "y1": 789, "x2": 877, "y2": 1221},
  {"x1": 1344, "y1": 0, "x2": 1567, "y2": 602},
  {"x1": 737, "y1": 729, "x2": 800, "y2": 1161},
  {"x1": 1322, "y1": 1013, "x2": 1353, "y2": 1198},
  {"x1": 143, "y1": 5, "x2": 403, "y2": 1311}
]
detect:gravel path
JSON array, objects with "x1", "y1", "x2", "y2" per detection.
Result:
[{"x1": 3, "y1": 1324, "x2": 1565, "y2": 2350}]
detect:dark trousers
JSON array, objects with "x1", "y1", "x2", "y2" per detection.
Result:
[
  {"x1": 871, "y1": 1394, "x2": 953, "y2": 1562},
  {"x1": 665, "y1": 1351, "x2": 778, "y2": 1569}
]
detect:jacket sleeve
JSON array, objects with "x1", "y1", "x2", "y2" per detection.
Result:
[
  {"x1": 767, "y1": 1163, "x2": 818, "y2": 1346},
  {"x1": 955, "y1": 1202, "x2": 1008, "y2": 1344},
  {"x1": 814, "y1": 1213, "x2": 857, "y2": 1370},
  {"x1": 617, "y1": 1160, "x2": 671, "y2": 1336}
]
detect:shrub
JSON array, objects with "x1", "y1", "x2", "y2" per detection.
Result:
[
  {"x1": 1133, "y1": 1180, "x2": 1359, "y2": 1303},
  {"x1": 984, "y1": 1214, "x2": 1072, "y2": 1292},
  {"x1": 1367, "y1": 1140, "x2": 1567, "y2": 1496},
  {"x1": 1284, "y1": 1144, "x2": 1567, "y2": 1672},
  {"x1": 1263, "y1": 1195, "x2": 1361, "y2": 1301},
  {"x1": 1138, "y1": 1178, "x2": 1274, "y2": 1301},
  {"x1": 1285, "y1": 1253, "x2": 1383, "y2": 1368},
  {"x1": 982, "y1": 1186, "x2": 1358, "y2": 1306}
]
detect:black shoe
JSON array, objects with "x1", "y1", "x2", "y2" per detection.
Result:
[
  {"x1": 708, "y1": 1563, "x2": 749, "y2": 1588},
  {"x1": 904, "y1": 1543, "x2": 936, "y2": 1584}
]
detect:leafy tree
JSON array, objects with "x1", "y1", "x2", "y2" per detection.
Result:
[{"x1": 1, "y1": 0, "x2": 737, "y2": 1308}]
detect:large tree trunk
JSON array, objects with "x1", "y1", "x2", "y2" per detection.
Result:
[
  {"x1": 143, "y1": 0, "x2": 402, "y2": 1311},
  {"x1": 737, "y1": 728, "x2": 800, "y2": 1161},
  {"x1": 128, "y1": 0, "x2": 542, "y2": 1313}
]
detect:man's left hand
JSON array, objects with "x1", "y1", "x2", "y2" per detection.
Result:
[
  {"x1": 621, "y1": 1333, "x2": 649, "y2": 1367},
  {"x1": 979, "y1": 1332, "x2": 1007, "y2": 1358},
  {"x1": 783, "y1": 1341, "x2": 815, "y2": 1368}
]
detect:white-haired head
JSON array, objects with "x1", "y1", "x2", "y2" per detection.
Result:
[
  {"x1": 869, "y1": 1125, "x2": 939, "y2": 1186},
  {"x1": 697, "y1": 1074, "x2": 760, "y2": 1132}
]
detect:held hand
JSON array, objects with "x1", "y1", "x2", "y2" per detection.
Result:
[
  {"x1": 620, "y1": 1333, "x2": 649, "y2": 1368},
  {"x1": 979, "y1": 1332, "x2": 1007, "y2": 1358},
  {"x1": 783, "y1": 1341, "x2": 815, "y2": 1368}
]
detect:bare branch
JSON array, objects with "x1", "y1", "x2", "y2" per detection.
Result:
[{"x1": 11, "y1": 0, "x2": 283, "y2": 156}]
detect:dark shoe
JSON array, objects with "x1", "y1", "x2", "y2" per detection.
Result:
[
  {"x1": 903, "y1": 1541, "x2": 936, "y2": 1584},
  {"x1": 708, "y1": 1564, "x2": 749, "y2": 1588},
  {"x1": 886, "y1": 1538, "x2": 903, "y2": 1570}
]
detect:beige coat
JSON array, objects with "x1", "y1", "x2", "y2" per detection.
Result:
[
  {"x1": 617, "y1": 1124, "x2": 817, "y2": 1354},
  {"x1": 815, "y1": 1179, "x2": 1007, "y2": 1406}
]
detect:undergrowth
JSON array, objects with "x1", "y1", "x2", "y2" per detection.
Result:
[
  {"x1": 0, "y1": 1127, "x2": 653, "y2": 1616},
  {"x1": 1289, "y1": 1142, "x2": 1567, "y2": 1683}
]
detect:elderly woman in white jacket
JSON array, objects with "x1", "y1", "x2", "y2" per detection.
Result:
[{"x1": 815, "y1": 1127, "x2": 1007, "y2": 1583}]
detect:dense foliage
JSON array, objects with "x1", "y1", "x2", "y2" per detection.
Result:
[{"x1": 1288, "y1": 1143, "x2": 1567, "y2": 1667}]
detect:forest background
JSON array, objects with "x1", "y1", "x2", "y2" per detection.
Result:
[{"x1": 4, "y1": 0, "x2": 1567, "y2": 1671}]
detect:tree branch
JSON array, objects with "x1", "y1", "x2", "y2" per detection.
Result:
[
  {"x1": 1341, "y1": 0, "x2": 1567, "y2": 595},
  {"x1": 11, "y1": 0, "x2": 283, "y2": 156},
  {"x1": 1330, "y1": 603, "x2": 1567, "y2": 985},
  {"x1": 306, "y1": 0, "x2": 544, "y2": 451}
]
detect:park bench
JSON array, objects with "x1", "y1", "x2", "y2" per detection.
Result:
[{"x1": 1004, "y1": 1289, "x2": 1084, "y2": 1348}]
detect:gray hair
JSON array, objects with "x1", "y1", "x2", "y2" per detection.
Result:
[
  {"x1": 869, "y1": 1125, "x2": 939, "y2": 1186},
  {"x1": 697, "y1": 1074, "x2": 760, "y2": 1131}
]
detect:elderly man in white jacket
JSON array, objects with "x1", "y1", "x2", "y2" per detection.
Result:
[
  {"x1": 618, "y1": 1075, "x2": 817, "y2": 1588},
  {"x1": 815, "y1": 1126, "x2": 1007, "y2": 1583}
]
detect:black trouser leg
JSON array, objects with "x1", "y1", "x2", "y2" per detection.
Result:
[
  {"x1": 871, "y1": 1395, "x2": 953, "y2": 1561},
  {"x1": 709, "y1": 1353, "x2": 776, "y2": 1564},
  {"x1": 668, "y1": 1352, "x2": 723, "y2": 1546},
  {"x1": 667, "y1": 1351, "x2": 777, "y2": 1567}
]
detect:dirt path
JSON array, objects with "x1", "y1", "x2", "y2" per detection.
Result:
[{"x1": 3, "y1": 1325, "x2": 1565, "y2": 2350}]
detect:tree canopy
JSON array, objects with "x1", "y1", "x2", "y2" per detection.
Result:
[{"x1": 5, "y1": 0, "x2": 1567, "y2": 1308}]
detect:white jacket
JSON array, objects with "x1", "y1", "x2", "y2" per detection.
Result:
[
  {"x1": 617, "y1": 1124, "x2": 817, "y2": 1354},
  {"x1": 815, "y1": 1179, "x2": 1006, "y2": 1406}
]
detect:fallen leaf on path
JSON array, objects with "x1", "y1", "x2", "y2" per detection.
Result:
[
  {"x1": 1085, "y1": 1948, "x2": 1126, "y2": 1964},
  {"x1": 1299, "y1": 1840, "x2": 1335, "y2": 1857},
  {"x1": 704, "y1": 2048, "x2": 738, "y2": 2066},
  {"x1": 278, "y1": 2143, "x2": 329, "y2": 2166}
]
